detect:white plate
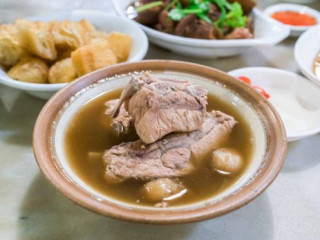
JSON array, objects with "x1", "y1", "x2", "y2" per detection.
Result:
[
  {"x1": 264, "y1": 4, "x2": 320, "y2": 37},
  {"x1": 0, "y1": 10, "x2": 148, "y2": 100},
  {"x1": 229, "y1": 67, "x2": 320, "y2": 142},
  {"x1": 112, "y1": 0, "x2": 290, "y2": 59},
  {"x1": 295, "y1": 25, "x2": 320, "y2": 87}
]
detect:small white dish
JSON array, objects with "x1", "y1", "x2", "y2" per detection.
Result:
[
  {"x1": 282, "y1": 0, "x2": 318, "y2": 3},
  {"x1": 112, "y1": 0, "x2": 290, "y2": 59},
  {"x1": 264, "y1": 4, "x2": 320, "y2": 37},
  {"x1": 295, "y1": 25, "x2": 320, "y2": 86},
  {"x1": 229, "y1": 67, "x2": 320, "y2": 142},
  {"x1": 0, "y1": 10, "x2": 148, "y2": 100}
]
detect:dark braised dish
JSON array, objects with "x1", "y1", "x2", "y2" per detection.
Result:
[
  {"x1": 65, "y1": 73, "x2": 254, "y2": 207},
  {"x1": 129, "y1": 0, "x2": 256, "y2": 40}
]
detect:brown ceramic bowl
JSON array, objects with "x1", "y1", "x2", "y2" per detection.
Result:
[{"x1": 33, "y1": 60, "x2": 287, "y2": 224}]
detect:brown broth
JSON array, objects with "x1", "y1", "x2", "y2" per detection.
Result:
[{"x1": 64, "y1": 89, "x2": 254, "y2": 207}]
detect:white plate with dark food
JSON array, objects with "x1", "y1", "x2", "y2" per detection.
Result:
[
  {"x1": 229, "y1": 67, "x2": 320, "y2": 141},
  {"x1": 264, "y1": 3, "x2": 320, "y2": 37},
  {"x1": 0, "y1": 10, "x2": 148, "y2": 99},
  {"x1": 295, "y1": 25, "x2": 320, "y2": 86},
  {"x1": 112, "y1": 0, "x2": 290, "y2": 59}
]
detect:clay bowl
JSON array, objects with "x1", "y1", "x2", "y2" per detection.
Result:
[{"x1": 33, "y1": 60, "x2": 287, "y2": 224}]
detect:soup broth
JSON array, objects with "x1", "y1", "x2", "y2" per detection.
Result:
[{"x1": 64, "y1": 89, "x2": 254, "y2": 207}]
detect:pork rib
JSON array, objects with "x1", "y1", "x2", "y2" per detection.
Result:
[{"x1": 103, "y1": 110, "x2": 237, "y2": 183}]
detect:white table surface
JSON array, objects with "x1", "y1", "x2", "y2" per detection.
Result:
[{"x1": 1, "y1": 0, "x2": 320, "y2": 239}]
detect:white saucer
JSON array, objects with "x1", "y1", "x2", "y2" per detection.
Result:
[{"x1": 229, "y1": 67, "x2": 320, "y2": 141}]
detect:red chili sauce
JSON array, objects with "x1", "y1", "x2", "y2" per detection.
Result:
[{"x1": 271, "y1": 11, "x2": 317, "y2": 26}]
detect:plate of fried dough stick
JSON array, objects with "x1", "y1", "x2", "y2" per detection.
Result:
[{"x1": 0, "y1": 10, "x2": 148, "y2": 99}]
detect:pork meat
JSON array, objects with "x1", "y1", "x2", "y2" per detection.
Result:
[{"x1": 103, "y1": 110, "x2": 237, "y2": 183}]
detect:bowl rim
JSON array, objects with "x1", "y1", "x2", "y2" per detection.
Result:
[
  {"x1": 0, "y1": 9, "x2": 148, "y2": 92},
  {"x1": 264, "y1": 3, "x2": 320, "y2": 31},
  {"x1": 111, "y1": 1, "x2": 290, "y2": 47},
  {"x1": 33, "y1": 60, "x2": 287, "y2": 224},
  {"x1": 294, "y1": 25, "x2": 320, "y2": 85}
]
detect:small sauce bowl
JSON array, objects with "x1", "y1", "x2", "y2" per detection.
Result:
[{"x1": 264, "y1": 4, "x2": 320, "y2": 37}]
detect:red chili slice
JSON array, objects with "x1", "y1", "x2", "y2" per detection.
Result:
[
  {"x1": 252, "y1": 86, "x2": 270, "y2": 99},
  {"x1": 238, "y1": 76, "x2": 252, "y2": 85}
]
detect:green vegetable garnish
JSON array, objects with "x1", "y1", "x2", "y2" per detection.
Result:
[
  {"x1": 136, "y1": 1, "x2": 164, "y2": 13},
  {"x1": 168, "y1": 2, "x2": 184, "y2": 21},
  {"x1": 168, "y1": 0, "x2": 211, "y2": 22},
  {"x1": 165, "y1": 0, "x2": 179, "y2": 11},
  {"x1": 182, "y1": 9, "x2": 205, "y2": 14},
  {"x1": 198, "y1": 14, "x2": 213, "y2": 23},
  {"x1": 160, "y1": 0, "x2": 247, "y2": 29},
  {"x1": 225, "y1": 2, "x2": 247, "y2": 28},
  {"x1": 168, "y1": 8, "x2": 185, "y2": 21},
  {"x1": 168, "y1": 8, "x2": 204, "y2": 21},
  {"x1": 189, "y1": 0, "x2": 210, "y2": 12},
  {"x1": 210, "y1": 0, "x2": 230, "y2": 28},
  {"x1": 190, "y1": 0, "x2": 212, "y2": 23}
]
